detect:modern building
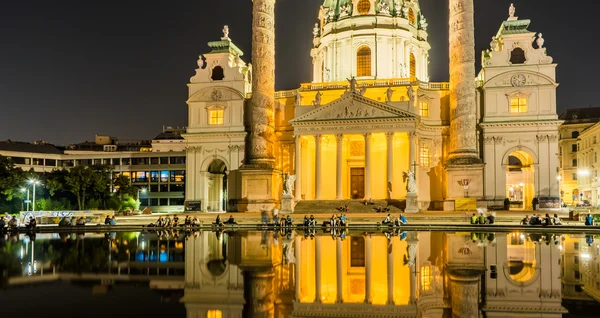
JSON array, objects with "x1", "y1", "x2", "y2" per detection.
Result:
[
  {"x1": 558, "y1": 107, "x2": 600, "y2": 205},
  {"x1": 0, "y1": 126, "x2": 187, "y2": 213},
  {"x1": 185, "y1": 2, "x2": 561, "y2": 212}
]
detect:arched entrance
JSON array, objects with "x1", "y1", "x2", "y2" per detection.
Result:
[
  {"x1": 207, "y1": 159, "x2": 228, "y2": 212},
  {"x1": 506, "y1": 150, "x2": 535, "y2": 209}
]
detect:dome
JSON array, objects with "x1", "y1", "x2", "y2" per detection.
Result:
[{"x1": 312, "y1": 0, "x2": 431, "y2": 83}]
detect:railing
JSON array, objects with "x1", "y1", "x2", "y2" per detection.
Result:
[{"x1": 298, "y1": 78, "x2": 449, "y2": 91}]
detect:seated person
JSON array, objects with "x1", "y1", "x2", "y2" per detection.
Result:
[
  {"x1": 382, "y1": 214, "x2": 393, "y2": 226},
  {"x1": 76, "y1": 217, "x2": 85, "y2": 226},
  {"x1": 214, "y1": 215, "x2": 223, "y2": 227},
  {"x1": 336, "y1": 206, "x2": 344, "y2": 212},
  {"x1": 585, "y1": 213, "x2": 594, "y2": 226},
  {"x1": 529, "y1": 214, "x2": 539, "y2": 225},
  {"x1": 309, "y1": 215, "x2": 317, "y2": 227},
  {"x1": 104, "y1": 215, "x2": 112, "y2": 225},
  {"x1": 329, "y1": 214, "x2": 337, "y2": 227},
  {"x1": 303, "y1": 216, "x2": 309, "y2": 227},
  {"x1": 285, "y1": 216, "x2": 293, "y2": 227},
  {"x1": 478, "y1": 214, "x2": 487, "y2": 225},
  {"x1": 339, "y1": 214, "x2": 347, "y2": 227},
  {"x1": 173, "y1": 216, "x2": 179, "y2": 227},
  {"x1": 384, "y1": 206, "x2": 391, "y2": 212},
  {"x1": 521, "y1": 215, "x2": 530, "y2": 225},
  {"x1": 470, "y1": 213, "x2": 478, "y2": 225},
  {"x1": 164, "y1": 216, "x2": 172, "y2": 227},
  {"x1": 368, "y1": 198, "x2": 375, "y2": 205},
  {"x1": 0, "y1": 217, "x2": 5, "y2": 229},
  {"x1": 58, "y1": 217, "x2": 69, "y2": 227},
  {"x1": 184, "y1": 216, "x2": 191, "y2": 226},
  {"x1": 374, "y1": 206, "x2": 382, "y2": 213},
  {"x1": 191, "y1": 217, "x2": 200, "y2": 226},
  {"x1": 543, "y1": 213, "x2": 552, "y2": 226},
  {"x1": 279, "y1": 216, "x2": 287, "y2": 228},
  {"x1": 25, "y1": 217, "x2": 37, "y2": 229},
  {"x1": 487, "y1": 214, "x2": 495, "y2": 224},
  {"x1": 8, "y1": 216, "x2": 18, "y2": 228},
  {"x1": 553, "y1": 214, "x2": 561, "y2": 225},
  {"x1": 109, "y1": 216, "x2": 117, "y2": 226},
  {"x1": 396, "y1": 214, "x2": 407, "y2": 226},
  {"x1": 343, "y1": 205, "x2": 349, "y2": 212},
  {"x1": 224, "y1": 215, "x2": 237, "y2": 225}
]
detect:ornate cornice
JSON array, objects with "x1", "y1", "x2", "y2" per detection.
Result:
[
  {"x1": 183, "y1": 132, "x2": 247, "y2": 140},
  {"x1": 292, "y1": 302, "x2": 417, "y2": 318},
  {"x1": 479, "y1": 120, "x2": 564, "y2": 129}
]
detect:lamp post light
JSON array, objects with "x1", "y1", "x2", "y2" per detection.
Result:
[
  {"x1": 138, "y1": 188, "x2": 147, "y2": 200},
  {"x1": 20, "y1": 187, "x2": 30, "y2": 211},
  {"x1": 28, "y1": 179, "x2": 41, "y2": 212}
]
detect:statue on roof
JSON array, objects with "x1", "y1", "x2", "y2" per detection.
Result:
[
  {"x1": 508, "y1": 3, "x2": 517, "y2": 21},
  {"x1": 221, "y1": 25, "x2": 230, "y2": 40},
  {"x1": 347, "y1": 76, "x2": 358, "y2": 93}
]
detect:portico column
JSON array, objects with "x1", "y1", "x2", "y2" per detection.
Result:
[
  {"x1": 365, "y1": 235, "x2": 372, "y2": 304},
  {"x1": 386, "y1": 132, "x2": 394, "y2": 199},
  {"x1": 387, "y1": 239, "x2": 395, "y2": 304},
  {"x1": 315, "y1": 236, "x2": 322, "y2": 302},
  {"x1": 336, "y1": 134, "x2": 344, "y2": 200},
  {"x1": 364, "y1": 133, "x2": 372, "y2": 199},
  {"x1": 295, "y1": 136, "x2": 302, "y2": 199},
  {"x1": 336, "y1": 237, "x2": 343, "y2": 303},
  {"x1": 315, "y1": 135, "x2": 322, "y2": 200},
  {"x1": 295, "y1": 236, "x2": 302, "y2": 301}
]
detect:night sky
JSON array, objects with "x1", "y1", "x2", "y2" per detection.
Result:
[{"x1": 0, "y1": 0, "x2": 594, "y2": 145}]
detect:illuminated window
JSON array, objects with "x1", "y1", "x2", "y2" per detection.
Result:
[
  {"x1": 408, "y1": 8, "x2": 416, "y2": 24},
  {"x1": 420, "y1": 145, "x2": 430, "y2": 167},
  {"x1": 409, "y1": 53, "x2": 416, "y2": 81},
  {"x1": 421, "y1": 266, "x2": 432, "y2": 291},
  {"x1": 510, "y1": 97, "x2": 527, "y2": 113},
  {"x1": 419, "y1": 101, "x2": 429, "y2": 117},
  {"x1": 207, "y1": 310, "x2": 223, "y2": 318},
  {"x1": 209, "y1": 109, "x2": 224, "y2": 125},
  {"x1": 356, "y1": 46, "x2": 371, "y2": 77},
  {"x1": 357, "y1": 0, "x2": 370, "y2": 15}
]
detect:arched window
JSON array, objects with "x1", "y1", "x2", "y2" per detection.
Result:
[
  {"x1": 409, "y1": 53, "x2": 416, "y2": 81},
  {"x1": 510, "y1": 48, "x2": 526, "y2": 64},
  {"x1": 357, "y1": 0, "x2": 370, "y2": 15},
  {"x1": 408, "y1": 8, "x2": 416, "y2": 24},
  {"x1": 211, "y1": 66, "x2": 225, "y2": 81},
  {"x1": 356, "y1": 46, "x2": 371, "y2": 77},
  {"x1": 572, "y1": 131, "x2": 580, "y2": 138}
]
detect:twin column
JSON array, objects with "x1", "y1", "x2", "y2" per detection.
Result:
[{"x1": 295, "y1": 132, "x2": 412, "y2": 200}]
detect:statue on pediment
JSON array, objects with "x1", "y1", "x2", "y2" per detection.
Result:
[{"x1": 347, "y1": 76, "x2": 358, "y2": 93}]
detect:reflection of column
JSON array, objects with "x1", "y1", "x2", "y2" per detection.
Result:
[
  {"x1": 295, "y1": 237, "x2": 302, "y2": 301},
  {"x1": 448, "y1": 269, "x2": 484, "y2": 318},
  {"x1": 243, "y1": 268, "x2": 276, "y2": 318},
  {"x1": 295, "y1": 136, "x2": 302, "y2": 199},
  {"x1": 408, "y1": 132, "x2": 416, "y2": 172},
  {"x1": 386, "y1": 132, "x2": 394, "y2": 199},
  {"x1": 315, "y1": 236, "x2": 322, "y2": 302},
  {"x1": 365, "y1": 235, "x2": 372, "y2": 304},
  {"x1": 387, "y1": 239, "x2": 394, "y2": 304},
  {"x1": 336, "y1": 237, "x2": 343, "y2": 303},
  {"x1": 407, "y1": 235, "x2": 418, "y2": 304},
  {"x1": 336, "y1": 134, "x2": 344, "y2": 200},
  {"x1": 315, "y1": 135, "x2": 322, "y2": 200},
  {"x1": 364, "y1": 133, "x2": 372, "y2": 199}
]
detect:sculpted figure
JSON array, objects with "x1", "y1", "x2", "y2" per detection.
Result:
[
  {"x1": 347, "y1": 76, "x2": 357, "y2": 93},
  {"x1": 313, "y1": 91, "x2": 322, "y2": 106},
  {"x1": 386, "y1": 86, "x2": 395, "y2": 102},
  {"x1": 509, "y1": 3, "x2": 516, "y2": 19},
  {"x1": 295, "y1": 91, "x2": 303, "y2": 106},
  {"x1": 406, "y1": 170, "x2": 417, "y2": 193},
  {"x1": 283, "y1": 173, "x2": 296, "y2": 196}
]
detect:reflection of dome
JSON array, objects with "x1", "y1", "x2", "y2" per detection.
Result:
[{"x1": 207, "y1": 259, "x2": 227, "y2": 277}]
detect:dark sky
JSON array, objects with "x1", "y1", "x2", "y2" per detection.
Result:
[{"x1": 0, "y1": 0, "x2": 594, "y2": 145}]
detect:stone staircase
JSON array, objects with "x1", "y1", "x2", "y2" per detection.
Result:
[{"x1": 294, "y1": 199, "x2": 406, "y2": 214}]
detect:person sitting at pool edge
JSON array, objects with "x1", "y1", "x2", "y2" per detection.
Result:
[
  {"x1": 382, "y1": 214, "x2": 393, "y2": 226},
  {"x1": 470, "y1": 213, "x2": 478, "y2": 225},
  {"x1": 396, "y1": 214, "x2": 407, "y2": 226},
  {"x1": 585, "y1": 213, "x2": 594, "y2": 226}
]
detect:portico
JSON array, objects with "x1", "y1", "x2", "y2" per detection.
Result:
[{"x1": 290, "y1": 93, "x2": 418, "y2": 201}]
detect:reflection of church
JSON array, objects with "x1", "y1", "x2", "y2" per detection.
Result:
[
  {"x1": 181, "y1": 231, "x2": 566, "y2": 317},
  {"x1": 184, "y1": 1, "x2": 561, "y2": 212}
]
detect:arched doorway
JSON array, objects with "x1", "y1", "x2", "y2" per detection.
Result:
[
  {"x1": 506, "y1": 151, "x2": 535, "y2": 209},
  {"x1": 207, "y1": 159, "x2": 227, "y2": 212}
]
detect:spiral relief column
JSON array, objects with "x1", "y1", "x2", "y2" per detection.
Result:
[
  {"x1": 448, "y1": 0, "x2": 480, "y2": 164},
  {"x1": 247, "y1": 0, "x2": 277, "y2": 168}
]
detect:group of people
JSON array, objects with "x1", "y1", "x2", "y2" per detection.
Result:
[
  {"x1": 0, "y1": 215, "x2": 20, "y2": 230},
  {"x1": 323, "y1": 214, "x2": 348, "y2": 227},
  {"x1": 521, "y1": 213, "x2": 562, "y2": 226},
  {"x1": 470, "y1": 213, "x2": 496, "y2": 225},
  {"x1": 103, "y1": 215, "x2": 117, "y2": 226},
  {"x1": 213, "y1": 215, "x2": 238, "y2": 227},
  {"x1": 381, "y1": 213, "x2": 407, "y2": 226},
  {"x1": 58, "y1": 216, "x2": 86, "y2": 226}
]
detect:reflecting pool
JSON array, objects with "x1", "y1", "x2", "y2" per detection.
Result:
[{"x1": 1, "y1": 230, "x2": 599, "y2": 317}]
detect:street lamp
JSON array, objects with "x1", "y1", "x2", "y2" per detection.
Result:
[
  {"x1": 138, "y1": 188, "x2": 147, "y2": 200},
  {"x1": 28, "y1": 179, "x2": 41, "y2": 212},
  {"x1": 20, "y1": 187, "x2": 30, "y2": 211}
]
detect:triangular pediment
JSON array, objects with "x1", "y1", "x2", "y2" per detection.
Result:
[{"x1": 290, "y1": 93, "x2": 416, "y2": 124}]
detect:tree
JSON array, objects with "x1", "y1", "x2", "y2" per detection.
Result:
[
  {"x1": 89, "y1": 164, "x2": 114, "y2": 209},
  {"x1": 64, "y1": 165, "x2": 95, "y2": 210},
  {"x1": 0, "y1": 156, "x2": 24, "y2": 201}
]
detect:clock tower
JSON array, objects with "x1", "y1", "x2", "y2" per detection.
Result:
[{"x1": 477, "y1": 4, "x2": 562, "y2": 208}]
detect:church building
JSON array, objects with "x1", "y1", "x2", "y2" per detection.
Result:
[{"x1": 184, "y1": 1, "x2": 560, "y2": 212}]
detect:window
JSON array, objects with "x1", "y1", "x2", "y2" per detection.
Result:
[
  {"x1": 572, "y1": 144, "x2": 578, "y2": 152},
  {"x1": 510, "y1": 47, "x2": 526, "y2": 64},
  {"x1": 160, "y1": 157, "x2": 169, "y2": 165},
  {"x1": 356, "y1": 46, "x2": 371, "y2": 77},
  {"x1": 160, "y1": 171, "x2": 169, "y2": 183},
  {"x1": 170, "y1": 198, "x2": 185, "y2": 205},
  {"x1": 572, "y1": 159, "x2": 577, "y2": 167},
  {"x1": 160, "y1": 184, "x2": 168, "y2": 192},
  {"x1": 211, "y1": 66, "x2": 224, "y2": 81},
  {"x1": 574, "y1": 270, "x2": 580, "y2": 279},
  {"x1": 132, "y1": 157, "x2": 149, "y2": 165},
  {"x1": 207, "y1": 310, "x2": 223, "y2": 318},
  {"x1": 421, "y1": 265, "x2": 432, "y2": 291},
  {"x1": 209, "y1": 109, "x2": 224, "y2": 125},
  {"x1": 171, "y1": 156, "x2": 186, "y2": 164},
  {"x1": 510, "y1": 97, "x2": 527, "y2": 113},
  {"x1": 572, "y1": 131, "x2": 580, "y2": 138},
  {"x1": 150, "y1": 171, "x2": 159, "y2": 182},
  {"x1": 151, "y1": 157, "x2": 159, "y2": 165},
  {"x1": 419, "y1": 101, "x2": 429, "y2": 117},
  {"x1": 170, "y1": 170, "x2": 185, "y2": 182},
  {"x1": 132, "y1": 171, "x2": 148, "y2": 183},
  {"x1": 170, "y1": 184, "x2": 185, "y2": 192},
  {"x1": 159, "y1": 198, "x2": 168, "y2": 206},
  {"x1": 357, "y1": 0, "x2": 370, "y2": 15},
  {"x1": 408, "y1": 8, "x2": 416, "y2": 24},
  {"x1": 574, "y1": 256, "x2": 579, "y2": 265},
  {"x1": 112, "y1": 158, "x2": 121, "y2": 165},
  {"x1": 45, "y1": 159, "x2": 56, "y2": 167},
  {"x1": 410, "y1": 53, "x2": 416, "y2": 81},
  {"x1": 420, "y1": 145, "x2": 430, "y2": 167},
  {"x1": 573, "y1": 173, "x2": 578, "y2": 181},
  {"x1": 574, "y1": 242, "x2": 580, "y2": 250}
]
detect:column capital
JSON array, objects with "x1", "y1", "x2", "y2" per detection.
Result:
[
  {"x1": 363, "y1": 132, "x2": 372, "y2": 140},
  {"x1": 385, "y1": 132, "x2": 395, "y2": 139},
  {"x1": 314, "y1": 134, "x2": 322, "y2": 141},
  {"x1": 408, "y1": 131, "x2": 417, "y2": 139},
  {"x1": 335, "y1": 133, "x2": 344, "y2": 142}
]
